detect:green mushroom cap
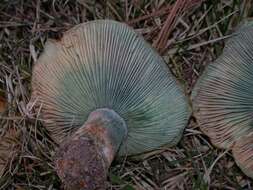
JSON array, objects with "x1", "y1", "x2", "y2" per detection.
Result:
[
  {"x1": 31, "y1": 20, "x2": 190, "y2": 156},
  {"x1": 192, "y1": 21, "x2": 253, "y2": 178}
]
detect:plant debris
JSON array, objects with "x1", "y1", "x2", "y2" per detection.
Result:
[{"x1": 0, "y1": 0, "x2": 252, "y2": 189}]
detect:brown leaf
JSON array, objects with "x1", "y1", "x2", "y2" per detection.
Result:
[{"x1": 0, "y1": 96, "x2": 6, "y2": 112}]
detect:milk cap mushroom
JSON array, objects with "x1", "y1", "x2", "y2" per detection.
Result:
[
  {"x1": 31, "y1": 20, "x2": 190, "y2": 189},
  {"x1": 233, "y1": 132, "x2": 253, "y2": 178},
  {"x1": 192, "y1": 21, "x2": 253, "y2": 178}
]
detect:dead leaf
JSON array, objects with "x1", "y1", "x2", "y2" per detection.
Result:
[{"x1": 0, "y1": 96, "x2": 6, "y2": 112}]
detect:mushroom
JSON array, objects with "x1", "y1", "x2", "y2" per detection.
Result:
[
  {"x1": 31, "y1": 20, "x2": 190, "y2": 189},
  {"x1": 233, "y1": 132, "x2": 253, "y2": 178},
  {"x1": 192, "y1": 21, "x2": 253, "y2": 178}
]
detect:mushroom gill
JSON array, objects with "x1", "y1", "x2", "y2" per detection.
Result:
[
  {"x1": 233, "y1": 132, "x2": 253, "y2": 178},
  {"x1": 192, "y1": 21, "x2": 253, "y2": 178},
  {"x1": 31, "y1": 20, "x2": 190, "y2": 189}
]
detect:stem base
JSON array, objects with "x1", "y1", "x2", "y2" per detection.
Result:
[{"x1": 54, "y1": 108, "x2": 127, "y2": 190}]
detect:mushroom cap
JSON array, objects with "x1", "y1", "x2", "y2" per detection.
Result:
[
  {"x1": 192, "y1": 21, "x2": 253, "y2": 178},
  {"x1": 31, "y1": 20, "x2": 190, "y2": 156},
  {"x1": 232, "y1": 132, "x2": 253, "y2": 178},
  {"x1": 192, "y1": 21, "x2": 253, "y2": 149}
]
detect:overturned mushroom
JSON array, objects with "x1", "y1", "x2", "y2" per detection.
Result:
[
  {"x1": 192, "y1": 21, "x2": 253, "y2": 178},
  {"x1": 233, "y1": 132, "x2": 253, "y2": 178},
  {"x1": 31, "y1": 20, "x2": 190, "y2": 189}
]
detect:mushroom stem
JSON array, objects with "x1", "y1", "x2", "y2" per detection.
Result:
[{"x1": 54, "y1": 108, "x2": 127, "y2": 190}]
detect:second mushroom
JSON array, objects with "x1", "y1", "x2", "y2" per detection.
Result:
[{"x1": 192, "y1": 21, "x2": 253, "y2": 179}]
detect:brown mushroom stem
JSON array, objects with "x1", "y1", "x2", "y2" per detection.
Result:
[{"x1": 54, "y1": 108, "x2": 127, "y2": 190}]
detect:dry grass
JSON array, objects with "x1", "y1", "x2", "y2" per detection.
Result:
[{"x1": 0, "y1": 0, "x2": 253, "y2": 189}]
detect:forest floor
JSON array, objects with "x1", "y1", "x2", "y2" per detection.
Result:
[{"x1": 0, "y1": 0, "x2": 253, "y2": 189}]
